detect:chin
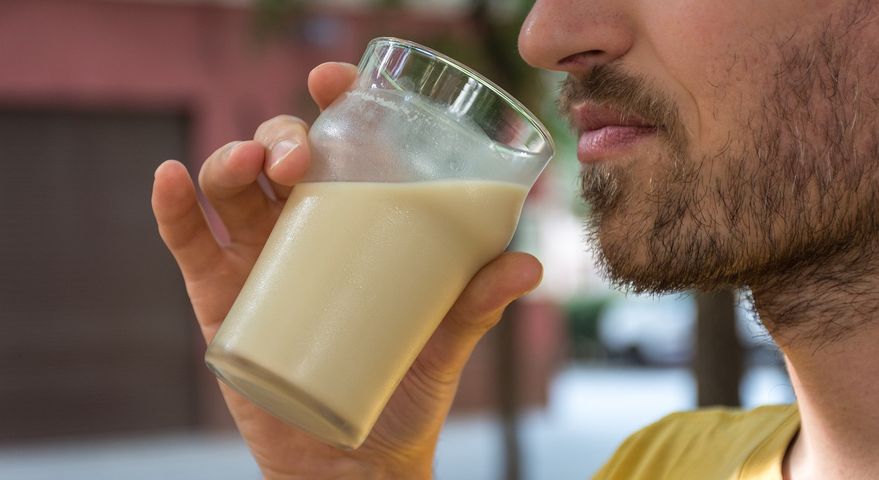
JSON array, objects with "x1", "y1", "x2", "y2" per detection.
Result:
[
  {"x1": 591, "y1": 218, "x2": 701, "y2": 295},
  {"x1": 592, "y1": 221, "x2": 650, "y2": 287}
]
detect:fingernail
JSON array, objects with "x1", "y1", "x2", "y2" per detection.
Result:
[
  {"x1": 223, "y1": 141, "x2": 242, "y2": 162},
  {"x1": 270, "y1": 140, "x2": 299, "y2": 170}
]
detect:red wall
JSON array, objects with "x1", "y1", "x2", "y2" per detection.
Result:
[
  {"x1": 0, "y1": 0, "x2": 562, "y2": 423},
  {"x1": 0, "y1": 0, "x2": 478, "y2": 165}
]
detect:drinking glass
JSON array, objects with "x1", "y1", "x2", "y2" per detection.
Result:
[{"x1": 205, "y1": 37, "x2": 554, "y2": 449}]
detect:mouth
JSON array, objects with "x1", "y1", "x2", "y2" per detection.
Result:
[{"x1": 573, "y1": 102, "x2": 658, "y2": 164}]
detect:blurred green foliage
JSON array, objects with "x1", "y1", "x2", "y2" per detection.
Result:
[
  {"x1": 564, "y1": 296, "x2": 613, "y2": 359},
  {"x1": 254, "y1": 1, "x2": 536, "y2": 96},
  {"x1": 253, "y1": 0, "x2": 301, "y2": 34}
]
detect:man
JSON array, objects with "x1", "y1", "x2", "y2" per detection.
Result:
[{"x1": 152, "y1": 0, "x2": 879, "y2": 478}]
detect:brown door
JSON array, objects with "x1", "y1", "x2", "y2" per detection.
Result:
[{"x1": 0, "y1": 109, "x2": 198, "y2": 442}]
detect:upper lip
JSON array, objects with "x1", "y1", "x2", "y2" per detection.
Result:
[{"x1": 571, "y1": 102, "x2": 655, "y2": 133}]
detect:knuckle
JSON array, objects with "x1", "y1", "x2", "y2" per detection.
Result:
[
  {"x1": 445, "y1": 298, "x2": 505, "y2": 338},
  {"x1": 407, "y1": 355, "x2": 458, "y2": 401},
  {"x1": 458, "y1": 286, "x2": 497, "y2": 321}
]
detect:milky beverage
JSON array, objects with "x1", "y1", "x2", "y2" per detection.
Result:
[
  {"x1": 206, "y1": 87, "x2": 533, "y2": 449},
  {"x1": 207, "y1": 181, "x2": 526, "y2": 447}
]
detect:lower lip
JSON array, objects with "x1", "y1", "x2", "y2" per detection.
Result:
[{"x1": 578, "y1": 126, "x2": 657, "y2": 164}]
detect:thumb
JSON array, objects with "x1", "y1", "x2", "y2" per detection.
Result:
[
  {"x1": 414, "y1": 252, "x2": 543, "y2": 386},
  {"x1": 308, "y1": 62, "x2": 358, "y2": 111}
]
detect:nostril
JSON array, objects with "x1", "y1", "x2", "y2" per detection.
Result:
[{"x1": 559, "y1": 50, "x2": 606, "y2": 67}]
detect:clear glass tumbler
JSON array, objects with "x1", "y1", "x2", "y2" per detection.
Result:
[{"x1": 205, "y1": 37, "x2": 554, "y2": 449}]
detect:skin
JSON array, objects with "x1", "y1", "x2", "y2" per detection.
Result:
[
  {"x1": 519, "y1": 0, "x2": 879, "y2": 479},
  {"x1": 152, "y1": 63, "x2": 542, "y2": 478},
  {"x1": 152, "y1": 1, "x2": 879, "y2": 479}
]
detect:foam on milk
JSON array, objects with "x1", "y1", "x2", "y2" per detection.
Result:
[{"x1": 306, "y1": 88, "x2": 539, "y2": 184}]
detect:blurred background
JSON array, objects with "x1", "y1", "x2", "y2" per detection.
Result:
[{"x1": 0, "y1": 0, "x2": 795, "y2": 479}]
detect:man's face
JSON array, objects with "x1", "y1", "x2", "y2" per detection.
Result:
[{"x1": 519, "y1": 0, "x2": 879, "y2": 293}]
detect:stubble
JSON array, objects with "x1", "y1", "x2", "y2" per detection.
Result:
[{"x1": 560, "y1": 1, "x2": 879, "y2": 340}]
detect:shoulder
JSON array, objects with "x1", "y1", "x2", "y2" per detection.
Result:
[
  {"x1": 592, "y1": 404, "x2": 797, "y2": 480},
  {"x1": 646, "y1": 404, "x2": 796, "y2": 439}
]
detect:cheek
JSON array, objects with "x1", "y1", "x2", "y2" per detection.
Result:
[
  {"x1": 637, "y1": 1, "x2": 831, "y2": 150},
  {"x1": 637, "y1": 3, "x2": 761, "y2": 149}
]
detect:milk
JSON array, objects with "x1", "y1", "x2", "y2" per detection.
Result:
[{"x1": 206, "y1": 180, "x2": 528, "y2": 448}]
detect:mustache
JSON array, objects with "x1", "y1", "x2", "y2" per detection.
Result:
[{"x1": 558, "y1": 65, "x2": 688, "y2": 155}]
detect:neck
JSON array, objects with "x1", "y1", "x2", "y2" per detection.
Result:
[{"x1": 750, "y1": 245, "x2": 879, "y2": 480}]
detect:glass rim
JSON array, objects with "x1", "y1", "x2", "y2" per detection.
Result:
[{"x1": 365, "y1": 36, "x2": 556, "y2": 157}]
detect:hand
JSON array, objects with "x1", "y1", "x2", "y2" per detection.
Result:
[{"x1": 151, "y1": 62, "x2": 543, "y2": 479}]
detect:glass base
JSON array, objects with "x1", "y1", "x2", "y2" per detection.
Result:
[{"x1": 205, "y1": 346, "x2": 365, "y2": 450}]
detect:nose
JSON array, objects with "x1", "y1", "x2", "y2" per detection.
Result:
[{"x1": 518, "y1": 1, "x2": 635, "y2": 75}]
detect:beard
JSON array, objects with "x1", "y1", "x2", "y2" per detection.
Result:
[{"x1": 561, "y1": 1, "x2": 879, "y2": 297}]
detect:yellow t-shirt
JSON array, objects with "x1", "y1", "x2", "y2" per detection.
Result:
[{"x1": 593, "y1": 404, "x2": 800, "y2": 480}]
